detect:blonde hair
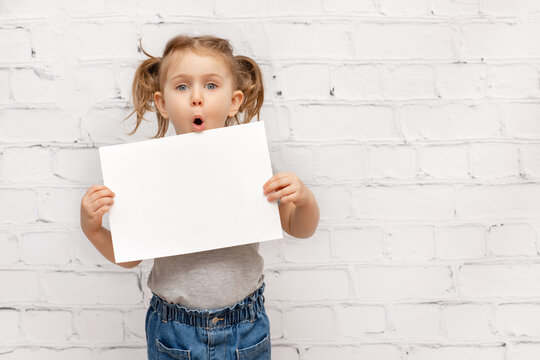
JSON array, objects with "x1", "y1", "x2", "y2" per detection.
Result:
[{"x1": 124, "y1": 35, "x2": 265, "y2": 138}]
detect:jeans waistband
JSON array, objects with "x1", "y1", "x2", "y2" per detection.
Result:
[{"x1": 150, "y1": 283, "x2": 266, "y2": 328}]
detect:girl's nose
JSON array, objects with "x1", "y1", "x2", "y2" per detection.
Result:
[{"x1": 191, "y1": 91, "x2": 203, "y2": 106}]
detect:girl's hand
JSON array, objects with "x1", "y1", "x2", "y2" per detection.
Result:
[
  {"x1": 80, "y1": 185, "x2": 115, "y2": 237},
  {"x1": 263, "y1": 172, "x2": 311, "y2": 207}
]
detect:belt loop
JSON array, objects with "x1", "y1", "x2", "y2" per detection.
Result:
[{"x1": 161, "y1": 304, "x2": 168, "y2": 323}]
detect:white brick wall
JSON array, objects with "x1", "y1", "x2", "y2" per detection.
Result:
[{"x1": 1, "y1": 1, "x2": 540, "y2": 359}]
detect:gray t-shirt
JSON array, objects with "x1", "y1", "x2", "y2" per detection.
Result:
[{"x1": 147, "y1": 242, "x2": 265, "y2": 310}]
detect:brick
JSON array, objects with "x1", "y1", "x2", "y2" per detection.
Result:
[
  {"x1": 293, "y1": 105, "x2": 399, "y2": 141},
  {"x1": 481, "y1": 0, "x2": 540, "y2": 15},
  {"x1": 510, "y1": 343, "x2": 540, "y2": 360},
  {"x1": 0, "y1": 70, "x2": 10, "y2": 103},
  {"x1": 21, "y1": 309, "x2": 73, "y2": 343},
  {"x1": 0, "y1": 28, "x2": 31, "y2": 62},
  {"x1": 443, "y1": 304, "x2": 493, "y2": 339},
  {"x1": 76, "y1": 310, "x2": 123, "y2": 343},
  {"x1": 317, "y1": 145, "x2": 368, "y2": 180},
  {"x1": 457, "y1": 184, "x2": 540, "y2": 219},
  {"x1": 436, "y1": 225, "x2": 486, "y2": 260},
  {"x1": 392, "y1": 304, "x2": 441, "y2": 340},
  {"x1": 94, "y1": 347, "x2": 146, "y2": 360},
  {"x1": 431, "y1": 0, "x2": 480, "y2": 15},
  {"x1": 0, "y1": 271, "x2": 40, "y2": 302},
  {"x1": 462, "y1": 22, "x2": 540, "y2": 59},
  {"x1": 0, "y1": 190, "x2": 39, "y2": 224},
  {"x1": 368, "y1": 146, "x2": 417, "y2": 179},
  {"x1": 11, "y1": 68, "x2": 60, "y2": 103},
  {"x1": 72, "y1": 228, "x2": 112, "y2": 266},
  {"x1": 336, "y1": 305, "x2": 386, "y2": 335},
  {"x1": 283, "y1": 230, "x2": 331, "y2": 263},
  {"x1": 278, "y1": 145, "x2": 316, "y2": 182},
  {"x1": 283, "y1": 307, "x2": 335, "y2": 340},
  {"x1": 53, "y1": 148, "x2": 102, "y2": 184},
  {"x1": 0, "y1": 0, "x2": 62, "y2": 17},
  {"x1": 0, "y1": 147, "x2": 55, "y2": 184},
  {"x1": 436, "y1": 63, "x2": 487, "y2": 99},
  {"x1": 41, "y1": 271, "x2": 142, "y2": 304},
  {"x1": 140, "y1": 23, "x2": 248, "y2": 59},
  {"x1": 488, "y1": 65, "x2": 540, "y2": 99},
  {"x1": 0, "y1": 109, "x2": 79, "y2": 144},
  {"x1": 419, "y1": 145, "x2": 469, "y2": 179},
  {"x1": 66, "y1": 22, "x2": 138, "y2": 59},
  {"x1": 354, "y1": 24, "x2": 455, "y2": 59},
  {"x1": 0, "y1": 232, "x2": 20, "y2": 264},
  {"x1": 400, "y1": 103, "x2": 501, "y2": 140},
  {"x1": 265, "y1": 270, "x2": 349, "y2": 301},
  {"x1": 322, "y1": 0, "x2": 377, "y2": 13},
  {"x1": 268, "y1": 0, "x2": 323, "y2": 15},
  {"x1": 0, "y1": 309, "x2": 19, "y2": 344},
  {"x1": 497, "y1": 304, "x2": 540, "y2": 336},
  {"x1": 266, "y1": 307, "x2": 283, "y2": 339},
  {"x1": 487, "y1": 224, "x2": 537, "y2": 256},
  {"x1": 139, "y1": 0, "x2": 213, "y2": 16},
  {"x1": 280, "y1": 64, "x2": 330, "y2": 100},
  {"x1": 407, "y1": 346, "x2": 505, "y2": 360},
  {"x1": 459, "y1": 264, "x2": 540, "y2": 297},
  {"x1": 379, "y1": 0, "x2": 429, "y2": 15},
  {"x1": 304, "y1": 345, "x2": 401, "y2": 360},
  {"x1": 310, "y1": 186, "x2": 352, "y2": 221},
  {"x1": 522, "y1": 145, "x2": 540, "y2": 178},
  {"x1": 503, "y1": 103, "x2": 540, "y2": 139},
  {"x1": 70, "y1": 65, "x2": 117, "y2": 105},
  {"x1": 271, "y1": 346, "x2": 299, "y2": 360},
  {"x1": 20, "y1": 231, "x2": 73, "y2": 265},
  {"x1": 0, "y1": 348, "x2": 93, "y2": 360},
  {"x1": 214, "y1": 0, "x2": 270, "y2": 16},
  {"x1": 386, "y1": 226, "x2": 435, "y2": 260},
  {"x1": 330, "y1": 64, "x2": 382, "y2": 100},
  {"x1": 124, "y1": 307, "x2": 146, "y2": 339},
  {"x1": 61, "y1": 0, "x2": 139, "y2": 16},
  {"x1": 38, "y1": 188, "x2": 86, "y2": 223},
  {"x1": 354, "y1": 185, "x2": 455, "y2": 221},
  {"x1": 384, "y1": 65, "x2": 436, "y2": 99},
  {"x1": 80, "y1": 108, "x2": 160, "y2": 145},
  {"x1": 353, "y1": 266, "x2": 453, "y2": 300},
  {"x1": 248, "y1": 23, "x2": 350, "y2": 59},
  {"x1": 333, "y1": 228, "x2": 383, "y2": 261}
]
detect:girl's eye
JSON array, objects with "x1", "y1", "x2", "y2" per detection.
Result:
[
  {"x1": 177, "y1": 84, "x2": 188, "y2": 91},
  {"x1": 206, "y1": 83, "x2": 217, "y2": 90}
]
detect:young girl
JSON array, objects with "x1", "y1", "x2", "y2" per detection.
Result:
[{"x1": 80, "y1": 34, "x2": 320, "y2": 360}]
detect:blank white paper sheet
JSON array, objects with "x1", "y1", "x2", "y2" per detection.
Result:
[{"x1": 98, "y1": 121, "x2": 283, "y2": 263}]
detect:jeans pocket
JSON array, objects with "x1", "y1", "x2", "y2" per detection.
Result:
[
  {"x1": 156, "y1": 338, "x2": 190, "y2": 360},
  {"x1": 236, "y1": 335, "x2": 270, "y2": 360}
]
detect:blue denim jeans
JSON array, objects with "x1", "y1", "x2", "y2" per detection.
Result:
[{"x1": 146, "y1": 283, "x2": 271, "y2": 360}]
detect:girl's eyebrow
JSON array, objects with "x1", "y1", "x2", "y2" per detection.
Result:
[{"x1": 171, "y1": 73, "x2": 224, "y2": 81}]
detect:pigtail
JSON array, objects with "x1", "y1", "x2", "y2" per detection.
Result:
[
  {"x1": 123, "y1": 42, "x2": 169, "y2": 138},
  {"x1": 230, "y1": 55, "x2": 264, "y2": 126}
]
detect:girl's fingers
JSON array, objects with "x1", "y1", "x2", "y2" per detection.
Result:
[
  {"x1": 268, "y1": 184, "x2": 295, "y2": 201},
  {"x1": 88, "y1": 189, "x2": 115, "y2": 205},
  {"x1": 264, "y1": 177, "x2": 291, "y2": 195},
  {"x1": 89, "y1": 196, "x2": 115, "y2": 214}
]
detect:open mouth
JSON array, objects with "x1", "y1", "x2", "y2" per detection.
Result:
[{"x1": 194, "y1": 118, "x2": 203, "y2": 125}]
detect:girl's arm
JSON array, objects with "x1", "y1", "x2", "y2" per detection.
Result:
[
  {"x1": 278, "y1": 187, "x2": 319, "y2": 239},
  {"x1": 85, "y1": 226, "x2": 142, "y2": 269},
  {"x1": 81, "y1": 185, "x2": 141, "y2": 269},
  {"x1": 265, "y1": 173, "x2": 320, "y2": 239}
]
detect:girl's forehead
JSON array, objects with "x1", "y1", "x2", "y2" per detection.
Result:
[{"x1": 165, "y1": 50, "x2": 232, "y2": 78}]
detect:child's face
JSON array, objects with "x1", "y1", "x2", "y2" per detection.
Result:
[{"x1": 154, "y1": 50, "x2": 243, "y2": 135}]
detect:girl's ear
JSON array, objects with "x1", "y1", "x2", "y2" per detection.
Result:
[
  {"x1": 154, "y1": 91, "x2": 168, "y2": 119},
  {"x1": 228, "y1": 90, "x2": 244, "y2": 117}
]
